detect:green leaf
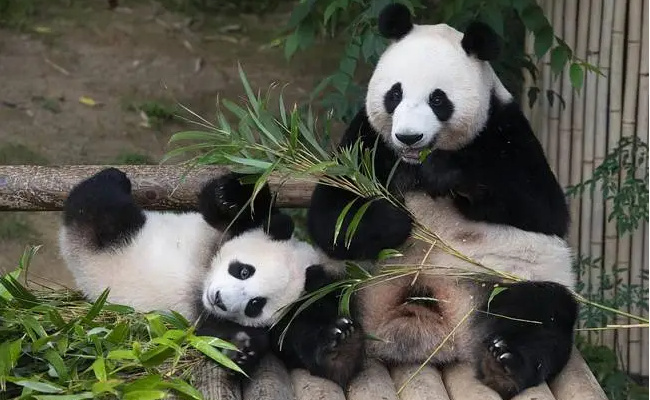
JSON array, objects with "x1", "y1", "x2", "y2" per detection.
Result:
[
  {"x1": 550, "y1": 45, "x2": 570, "y2": 75},
  {"x1": 159, "y1": 310, "x2": 191, "y2": 330},
  {"x1": 286, "y1": 0, "x2": 317, "y2": 29},
  {"x1": 123, "y1": 390, "x2": 167, "y2": 400},
  {"x1": 91, "y1": 380, "x2": 122, "y2": 396},
  {"x1": 14, "y1": 380, "x2": 64, "y2": 394},
  {"x1": 107, "y1": 349, "x2": 137, "y2": 360},
  {"x1": 345, "y1": 261, "x2": 372, "y2": 280},
  {"x1": 518, "y1": 3, "x2": 548, "y2": 32},
  {"x1": 345, "y1": 200, "x2": 374, "y2": 248},
  {"x1": 43, "y1": 349, "x2": 68, "y2": 380},
  {"x1": 160, "y1": 379, "x2": 204, "y2": 400},
  {"x1": 338, "y1": 286, "x2": 354, "y2": 317},
  {"x1": 188, "y1": 336, "x2": 245, "y2": 375},
  {"x1": 284, "y1": 31, "x2": 300, "y2": 60},
  {"x1": 487, "y1": 286, "x2": 508, "y2": 311},
  {"x1": 146, "y1": 314, "x2": 167, "y2": 338},
  {"x1": 534, "y1": 26, "x2": 554, "y2": 59},
  {"x1": 83, "y1": 288, "x2": 110, "y2": 323},
  {"x1": 480, "y1": 5, "x2": 504, "y2": 38},
  {"x1": 333, "y1": 199, "x2": 357, "y2": 245},
  {"x1": 91, "y1": 357, "x2": 107, "y2": 381},
  {"x1": 361, "y1": 31, "x2": 375, "y2": 61},
  {"x1": 527, "y1": 86, "x2": 540, "y2": 108},
  {"x1": 323, "y1": 0, "x2": 344, "y2": 25},
  {"x1": 34, "y1": 394, "x2": 94, "y2": 400},
  {"x1": 237, "y1": 63, "x2": 259, "y2": 111},
  {"x1": 223, "y1": 155, "x2": 272, "y2": 170},
  {"x1": 105, "y1": 322, "x2": 129, "y2": 344},
  {"x1": 377, "y1": 249, "x2": 403, "y2": 261},
  {"x1": 192, "y1": 336, "x2": 239, "y2": 351},
  {"x1": 569, "y1": 62, "x2": 585, "y2": 91}
]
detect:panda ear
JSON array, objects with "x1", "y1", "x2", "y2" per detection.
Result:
[
  {"x1": 378, "y1": 3, "x2": 413, "y2": 40},
  {"x1": 263, "y1": 213, "x2": 294, "y2": 241},
  {"x1": 461, "y1": 22, "x2": 500, "y2": 61}
]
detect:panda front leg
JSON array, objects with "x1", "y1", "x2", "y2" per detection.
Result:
[
  {"x1": 474, "y1": 281, "x2": 578, "y2": 399},
  {"x1": 62, "y1": 167, "x2": 145, "y2": 249},
  {"x1": 196, "y1": 315, "x2": 270, "y2": 376}
]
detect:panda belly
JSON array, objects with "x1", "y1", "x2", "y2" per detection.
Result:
[
  {"x1": 360, "y1": 192, "x2": 575, "y2": 366},
  {"x1": 59, "y1": 211, "x2": 222, "y2": 320}
]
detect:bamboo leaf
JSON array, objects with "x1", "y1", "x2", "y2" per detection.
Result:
[
  {"x1": 34, "y1": 394, "x2": 94, "y2": 400},
  {"x1": 13, "y1": 380, "x2": 64, "y2": 394},
  {"x1": 83, "y1": 289, "x2": 110, "y2": 323},
  {"x1": 161, "y1": 379, "x2": 204, "y2": 400},
  {"x1": 188, "y1": 336, "x2": 245, "y2": 375},
  {"x1": 91, "y1": 357, "x2": 107, "y2": 381},
  {"x1": 345, "y1": 261, "x2": 372, "y2": 280},
  {"x1": 223, "y1": 155, "x2": 272, "y2": 170},
  {"x1": 237, "y1": 63, "x2": 259, "y2": 112},
  {"x1": 487, "y1": 286, "x2": 508, "y2": 311},
  {"x1": 345, "y1": 200, "x2": 374, "y2": 248},
  {"x1": 377, "y1": 249, "x2": 403, "y2": 261},
  {"x1": 333, "y1": 198, "x2": 357, "y2": 245},
  {"x1": 123, "y1": 390, "x2": 167, "y2": 400},
  {"x1": 338, "y1": 286, "x2": 354, "y2": 317}
]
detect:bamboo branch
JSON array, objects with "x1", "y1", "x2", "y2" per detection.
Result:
[{"x1": 0, "y1": 165, "x2": 315, "y2": 211}]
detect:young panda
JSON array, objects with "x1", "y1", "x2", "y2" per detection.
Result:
[
  {"x1": 59, "y1": 168, "x2": 364, "y2": 386},
  {"x1": 307, "y1": 4, "x2": 577, "y2": 399}
]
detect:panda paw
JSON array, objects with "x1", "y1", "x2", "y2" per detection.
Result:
[
  {"x1": 90, "y1": 167, "x2": 132, "y2": 194},
  {"x1": 199, "y1": 172, "x2": 273, "y2": 230},
  {"x1": 222, "y1": 331, "x2": 263, "y2": 375},
  {"x1": 325, "y1": 317, "x2": 356, "y2": 350},
  {"x1": 477, "y1": 336, "x2": 524, "y2": 399}
]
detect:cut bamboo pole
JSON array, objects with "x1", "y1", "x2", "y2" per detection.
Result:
[
  {"x1": 581, "y1": 0, "x2": 602, "y2": 342},
  {"x1": 591, "y1": 0, "x2": 614, "y2": 346},
  {"x1": 643, "y1": 222, "x2": 649, "y2": 375},
  {"x1": 568, "y1": 0, "x2": 590, "y2": 248},
  {"x1": 558, "y1": 0, "x2": 577, "y2": 189},
  {"x1": 540, "y1": 0, "x2": 554, "y2": 156},
  {"x1": 629, "y1": 0, "x2": 649, "y2": 374},
  {"x1": 603, "y1": 0, "x2": 626, "y2": 354},
  {"x1": 547, "y1": 0, "x2": 564, "y2": 175},
  {"x1": 615, "y1": 0, "x2": 644, "y2": 372}
]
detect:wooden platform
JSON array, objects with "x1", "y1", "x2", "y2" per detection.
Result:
[{"x1": 187, "y1": 350, "x2": 607, "y2": 400}]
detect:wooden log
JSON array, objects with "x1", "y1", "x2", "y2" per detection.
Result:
[
  {"x1": 549, "y1": 349, "x2": 608, "y2": 400},
  {"x1": 442, "y1": 363, "x2": 500, "y2": 400},
  {"x1": 0, "y1": 165, "x2": 315, "y2": 211},
  {"x1": 511, "y1": 383, "x2": 555, "y2": 400},
  {"x1": 290, "y1": 369, "x2": 346, "y2": 400},
  {"x1": 389, "y1": 364, "x2": 450, "y2": 400},
  {"x1": 180, "y1": 360, "x2": 242, "y2": 400},
  {"x1": 242, "y1": 354, "x2": 295, "y2": 400},
  {"x1": 347, "y1": 360, "x2": 399, "y2": 400}
]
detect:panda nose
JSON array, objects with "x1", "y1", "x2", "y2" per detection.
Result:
[
  {"x1": 212, "y1": 290, "x2": 227, "y2": 311},
  {"x1": 395, "y1": 133, "x2": 424, "y2": 146}
]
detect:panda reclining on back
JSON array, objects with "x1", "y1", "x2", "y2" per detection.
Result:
[
  {"x1": 307, "y1": 4, "x2": 578, "y2": 399},
  {"x1": 59, "y1": 167, "x2": 364, "y2": 386}
]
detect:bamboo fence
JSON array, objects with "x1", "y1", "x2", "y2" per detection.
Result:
[{"x1": 523, "y1": 0, "x2": 649, "y2": 376}]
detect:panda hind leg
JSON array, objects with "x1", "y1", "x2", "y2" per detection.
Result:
[
  {"x1": 475, "y1": 281, "x2": 578, "y2": 399},
  {"x1": 198, "y1": 172, "x2": 276, "y2": 235},
  {"x1": 63, "y1": 167, "x2": 145, "y2": 250}
]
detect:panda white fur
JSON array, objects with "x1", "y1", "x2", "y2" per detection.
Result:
[
  {"x1": 307, "y1": 4, "x2": 578, "y2": 399},
  {"x1": 59, "y1": 168, "x2": 364, "y2": 386}
]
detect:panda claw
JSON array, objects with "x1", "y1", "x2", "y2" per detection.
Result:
[{"x1": 497, "y1": 352, "x2": 513, "y2": 362}]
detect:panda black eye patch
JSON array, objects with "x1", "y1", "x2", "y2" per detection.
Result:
[
  {"x1": 383, "y1": 82, "x2": 403, "y2": 114},
  {"x1": 245, "y1": 297, "x2": 267, "y2": 318},
  {"x1": 428, "y1": 89, "x2": 454, "y2": 121},
  {"x1": 228, "y1": 261, "x2": 256, "y2": 280}
]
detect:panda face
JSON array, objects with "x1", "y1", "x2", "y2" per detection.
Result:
[
  {"x1": 366, "y1": 24, "x2": 510, "y2": 163},
  {"x1": 202, "y1": 229, "x2": 321, "y2": 327}
]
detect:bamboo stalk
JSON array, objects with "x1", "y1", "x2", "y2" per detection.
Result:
[
  {"x1": 540, "y1": 0, "x2": 554, "y2": 156},
  {"x1": 643, "y1": 222, "x2": 649, "y2": 375},
  {"x1": 629, "y1": 0, "x2": 649, "y2": 374},
  {"x1": 581, "y1": 0, "x2": 602, "y2": 343},
  {"x1": 591, "y1": 0, "x2": 614, "y2": 346},
  {"x1": 615, "y1": 0, "x2": 644, "y2": 372},
  {"x1": 602, "y1": 0, "x2": 626, "y2": 355},
  {"x1": 558, "y1": 0, "x2": 577, "y2": 189},
  {"x1": 569, "y1": 0, "x2": 590, "y2": 253},
  {"x1": 546, "y1": 0, "x2": 564, "y2": 175}
]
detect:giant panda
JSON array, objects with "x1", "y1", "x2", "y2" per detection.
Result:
[
  {"x1": 307, "y1": 4, "x2": 578, "y2": 399},
  {"x1": 59, "y1": 167, "x2": 364, "y2": 386}
]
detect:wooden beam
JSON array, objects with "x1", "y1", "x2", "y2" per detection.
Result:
[{"x1": 0, "y1": 165, "x2": 315, "y2": 211}]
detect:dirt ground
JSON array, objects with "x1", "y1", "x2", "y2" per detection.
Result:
[{"x1": 0, "y1": 0, "x2": 340, "y2": 288}]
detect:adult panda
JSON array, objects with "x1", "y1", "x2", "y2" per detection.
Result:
[
  {"x1": 59, "y1": 167, "x2": 364, "y2": 386},
  {"x1": 307, "y1": 4, "x2": 577, "y2": 399}
]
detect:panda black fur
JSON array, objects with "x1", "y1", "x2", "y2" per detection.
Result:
[
  {"x1": 59, "y1": 168, "x2": 364, "y2": 386},
  {"x1": 307, "y1": 4, "x2": 577, "y2": 399}
]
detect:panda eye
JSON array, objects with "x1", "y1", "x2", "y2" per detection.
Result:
[
  {"x1": 429, "y1": 93, "x2": 443, "y2": 107},
  {"x1": 383, "y1": 82, "x2": 403, "y2": 114},
  {"x1": 228, "y1": 261, "x2": 256, "y2": 280},
  {"x1": 245, "y1": 297, "x2": 267, "y2": 318}
]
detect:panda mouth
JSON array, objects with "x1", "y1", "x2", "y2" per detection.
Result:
[{"x1": 400, "y1": 148, "x2": 426, "y2": 163}]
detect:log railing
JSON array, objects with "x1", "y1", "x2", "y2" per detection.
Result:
[{"x1": 0, "y1": 165, "x2": 316, "y2": 211}]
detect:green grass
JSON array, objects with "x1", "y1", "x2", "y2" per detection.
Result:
[{"x1": 0, "y1": 143, "x2": 48, "y2": 165}]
